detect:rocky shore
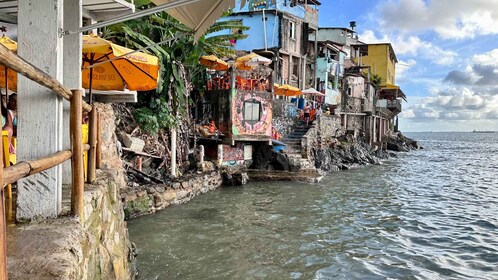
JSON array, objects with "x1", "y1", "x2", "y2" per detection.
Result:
[{"x1": 313, "y1": 132, "x2": 420, "y2": 172}]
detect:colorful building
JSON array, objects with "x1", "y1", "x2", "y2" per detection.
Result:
[{"x1": 217, "y1": 0, "x2": 321, "y2": 88}]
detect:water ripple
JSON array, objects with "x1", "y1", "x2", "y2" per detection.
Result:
[{"x1": 129, "y1": 132, "x2": 498, "y2": 280}]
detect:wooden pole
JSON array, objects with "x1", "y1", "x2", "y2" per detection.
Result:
[
  {"x1": 2, "y1": 151, "x2": 72, "y2": 186},
  {"x1": 70, "y1": 89, "x2": 84, "y2": 221},
  {"x1": 96, "y1": 112, "x2": 102, "y2": 169},
  {"x1": 0, "y1": 44, "x2": 92, "y2": 112},
  {"x1": 0, "y1": 134, "x2": 8, "y2": 280},
  {"x1": 87, "y1": 107, "x2": 97, "y2": 183},
  {"x1": 170, "y1": 128, "x2": 176, "y2": 178}
]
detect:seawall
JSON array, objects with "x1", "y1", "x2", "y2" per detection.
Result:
[{"x1": 6, "y1": 103, "x2": 134, "y2": 279}]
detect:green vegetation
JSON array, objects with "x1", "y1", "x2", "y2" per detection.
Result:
[{"x1": 104, "y1": 6, "x2": 248, "y2": 134}]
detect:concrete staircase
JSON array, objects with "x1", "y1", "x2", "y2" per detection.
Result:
[{"x1": 281, "y1": 124, "x2": 315, "y2": 172}]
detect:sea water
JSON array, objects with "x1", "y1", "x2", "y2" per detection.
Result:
[{"x1": 128, "y1": 132, "x2": 498, "y2": 279}]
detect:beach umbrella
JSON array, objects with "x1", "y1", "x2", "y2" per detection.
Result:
[
  {"x1": 234, "y1": 53, "x2": 271, "y2": 70},
  {"x1": 0, "y1": 36, "x2": 18, "y2": 93},
  {"x1": 302, "y1": 88, "x2": 325, "y2": 97},
  {"x1": 82, "y1": 34, "x2": 160, "y2": 103},
  {"x1": 274, "y1": 84, "x2": 302, "y2": 97},
  {"x1": 199, "y1": 55, "x2": 229, "y2": 71}
]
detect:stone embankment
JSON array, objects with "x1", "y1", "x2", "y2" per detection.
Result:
[
  {"x1": 7, "y1": 103, "x2": 134, "y2": 280},
  {"x1": 122, "y1": 163, "x2": 223, "y2": 219}
]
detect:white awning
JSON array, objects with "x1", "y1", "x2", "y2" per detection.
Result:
[
  {"x1": 0, "y1": 0, "x2": 135, "y2": 23},
  {"x1": 152, "y1": 0, "x2": 246, "y2": 40}
]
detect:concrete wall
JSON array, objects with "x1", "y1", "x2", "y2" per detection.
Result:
[
  {"x1": 213, "y1": 12, "x2": 280, "y2": 51},
  {"x1": 359, "y1": 44, "x2": 397, "y2": 86}
]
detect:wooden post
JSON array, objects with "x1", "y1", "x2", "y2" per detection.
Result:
[
  {"x1": 170, "y1": 128, "x2": 176, "y2": 178},
  {"x1": 96, "y1": 112, "x2": 102, "y2": 169},
  {"x1": 0, "y1": 133, "x2": 8, "y2": 280},
  {"x1": 87, "y1": 106, "x2": 97, "y2": 183},
  {"x1": 70, "y1": 89, "x2": 84, "y2": 221}
]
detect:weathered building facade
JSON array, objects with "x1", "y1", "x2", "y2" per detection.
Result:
[{"x1": 221, "y1": 0, "x2": 321, "y2": 88}]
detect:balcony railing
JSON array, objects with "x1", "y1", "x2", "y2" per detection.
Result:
[{"x1": 386, "y1": 99, "x2": 402, "y2": 112}]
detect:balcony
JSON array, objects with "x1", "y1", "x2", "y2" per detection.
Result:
[
  {"x1": 303, "y1": 5, "x2": 318, "y2": 28},
  {"x1": 377, "y1": 99, "x2": 402, "y2": 115},
  {"x1": 387, "y1": 99, "x2": 402, "y2": 112}
]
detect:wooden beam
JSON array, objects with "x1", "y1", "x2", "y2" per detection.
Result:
[
  {"x1": 0, "y1": 136, "x2": 7, "y2": 280},
  {"x1": 70, "y1": 89, "x2": 84, "y2": 221},
  {"x1": 96, "y1": 112, "x2": 102, "y2": 169},
  {"x1": 87, "y1": 107, "x2": 97, "y2": 183},
  {"x1": 0, "y1": 44, "x2": 92, "y2": 112},
  {"x1": 2, "y1": 151, "x2": 72, "y2": 186}
]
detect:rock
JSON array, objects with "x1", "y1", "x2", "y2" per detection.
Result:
[
  {"x1": 121, "y1": 134, "x2": 145, "y2": 152},
  {"x1": 272, "y1": 152, "x2": 290, "y2": 171},
  {"x1": 172, "y1": 183, "x2": 181, "y2": 189}
]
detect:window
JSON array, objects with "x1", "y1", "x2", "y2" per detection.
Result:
[
  {"x1": 243, "y1": 100, "x2": 262, "y2": 123},
  {"x1": 289, "y1": 21, "x2": 296, "y2": 39}
]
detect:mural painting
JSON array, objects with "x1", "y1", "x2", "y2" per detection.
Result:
[
  {"x1": 231, "y1": 89, "x2": 272, "y2": 137},
  {"x1": 222, "y1": 143, "x2": 245, "y2": 166}
]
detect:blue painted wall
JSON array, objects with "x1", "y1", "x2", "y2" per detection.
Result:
[
  {"x1": 233, "y1": 0, "x2": 306, "y2": 18},
  {"x1": 211, "y1": 13, "x2": 280, "y2": 51}
]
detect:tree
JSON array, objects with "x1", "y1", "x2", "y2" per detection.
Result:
[{"x1": 103, "y1": 4, "x2": 248, "y2": 175}]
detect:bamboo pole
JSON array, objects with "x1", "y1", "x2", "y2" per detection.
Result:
[
  {"x1": 87, "y1": 107, "x2": 97, "y2": 183},
  {"x1": 2, "y1": 151, "x2": 72, "y2": 186},
  {"x1": 0, "y1": 137, "x2": 7, "y2": 280},
  {"x1": 96, "y1": 112, "x2": 102, "y2": 169},
  {"x1": 70, "y1": 89, "x2": 84, "y2": 221},
  {"x1": 0, "y1": 44, "x2": 92, "y2": 112}
]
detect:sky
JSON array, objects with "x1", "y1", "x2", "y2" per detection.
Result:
[{"x1": 318, "y1": 0, "x2": 498, "y2": 132}]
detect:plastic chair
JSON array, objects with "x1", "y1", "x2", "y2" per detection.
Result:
[{"x1": 2, "y1": 130, "x2": 16, "y2": 198}]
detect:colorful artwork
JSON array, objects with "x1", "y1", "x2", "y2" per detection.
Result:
[
  {"x1": 231, "y1": 89, "x2": 272, "y2": 137},
  {"x1": 223, "y1": 144, "x2": 244, "y2": 161}
]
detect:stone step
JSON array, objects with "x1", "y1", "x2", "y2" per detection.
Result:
[{"x1": 246, "y1": 169, "x2": 323, "y2": 183}]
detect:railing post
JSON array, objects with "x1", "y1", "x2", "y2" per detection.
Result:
[
  {"x1": 96, "y1": 112, "x2": 102, "y2": 169},
  {"x1": 70, "y1": 89, "x2": 84, "y2": 222},
  {"x1": 87, "y1": 106, "x2": 97, "y2": 183},
  {"x1": 0, "y1": 134, "x2": 8, "y2": 280}
]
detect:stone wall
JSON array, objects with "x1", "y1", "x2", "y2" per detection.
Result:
[
  {"x1": 302, "y1": 114, "x2": 343, "y2": 159},
  {"x1": 273, "y1": 115, "x2": 296, "y2": 138},
  {"x1": 7, "y1": 103, "x2": 134, "y2": 280},
  {"x1": 122, "y1": 170, "x2": 223, "y2": 219}
]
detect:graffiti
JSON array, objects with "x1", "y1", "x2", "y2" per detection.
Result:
[
  {"x1": 223, "y1": 144, "x2": 244, "y2": 161},
  {"x1": 231, "y1": 90, "x2": 272, "y2": 136}
]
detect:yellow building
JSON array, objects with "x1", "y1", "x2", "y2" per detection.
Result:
[{"x1": 353, "y1": 43, "x2": 398, "y2": 87}]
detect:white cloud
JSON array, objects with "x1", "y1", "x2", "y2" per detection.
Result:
[
  {"x1": 378, "y1": 0, "x2": 498, "y2": 40},
  {"x1": 358, "y1": 30, "x2": 457, "y2": 65}
]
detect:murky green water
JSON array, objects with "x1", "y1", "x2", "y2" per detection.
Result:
[{"x1": 128, "y1": 132, "x2": 498, "y2": 279}]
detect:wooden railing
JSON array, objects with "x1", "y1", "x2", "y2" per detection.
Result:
[{"x1": 0, "y1": 44, "x2": 102, "y2": 280}]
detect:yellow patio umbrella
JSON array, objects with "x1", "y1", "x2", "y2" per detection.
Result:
[
  {"x1": 0, "y1": 36, "x2": 18, "y2": 93},
  {"x1": 234, "y1": 52, "x2": 271, "y2": 70},
  {"x1": 274, "y1": 84, "x2": 302, "y2": 97},
  {"x1": 199, "y1": 55, "x2": 229, "y2": 71},
  {"x1": 82, "y1": 35, "x2": 160, "y2": 103}
]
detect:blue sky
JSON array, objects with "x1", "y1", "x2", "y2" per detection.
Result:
[{"x1": 318, "y1": 0, "x2": 498, "y2": 132}]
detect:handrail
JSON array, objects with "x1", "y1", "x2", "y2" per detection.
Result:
[
  {"x1": 0, "y1": 44, "x2": 92, "y2": 112},
  {"x1": 2, "y1": 145, "x2": 90, "y2": 187},
  {"x1": 0, "y1": 37, "x2": 102, "y2": 280}
]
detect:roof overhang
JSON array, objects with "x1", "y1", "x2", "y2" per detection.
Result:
[
  {"x1": 0, "y1": 0, "x2": 135, "y2": 23},
  {"x1": 380, "y1": 84, "x2": 406, "y2": 101}
]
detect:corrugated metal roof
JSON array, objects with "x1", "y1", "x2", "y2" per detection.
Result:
[{"x1": 0, "y1": 0, "x2": 134, "y2": 23}]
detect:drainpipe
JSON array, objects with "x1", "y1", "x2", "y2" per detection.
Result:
[
  {"x1": 263, "y1": 9, "x2": 267, "y2": 51},
  {"x1": 314, "y1": 28, "x2": 318, "y2": 88}
]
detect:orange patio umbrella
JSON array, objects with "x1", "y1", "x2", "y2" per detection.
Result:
[
  {"x1": 274, "y1": 84, "x2": 302, "y2": 97},
  {"x1": 0, "y1": 36, "x2": 18, "y2": 93},
  {"x1": 82, "y1": 35, "x2": 160, "y2": 103},
  {"x1": 199, "y1": 55, "x2": 229, "y2": 71},
  {"x1": 234, "y1": 53, "x2": 271, "y2": 70}
]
